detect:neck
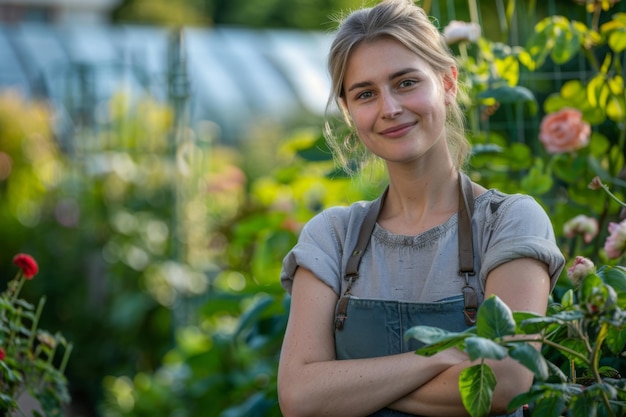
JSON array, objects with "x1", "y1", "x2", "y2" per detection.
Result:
[{"x1": 378, "y1": 164, "x2": 460, "y2": 234}]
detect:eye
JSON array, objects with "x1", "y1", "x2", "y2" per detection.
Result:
[
  {"x1": 355, "y1": 90, "x2": 374, "y2": 100},
  {"x1": 398, "y1": 79, "x2": 417, "y2": 89}
]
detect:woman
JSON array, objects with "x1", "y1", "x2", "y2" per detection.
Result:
[{"x1": 277, "y1": 1, "x2": 565, "y2": 416}]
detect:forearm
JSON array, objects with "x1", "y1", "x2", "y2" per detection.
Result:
[
  {"x1": 278, "y1": 350, "x2": 462, "y2": 417},
  {"x1": 388, "y1": 357, "x2": 534, "y2": 416}
]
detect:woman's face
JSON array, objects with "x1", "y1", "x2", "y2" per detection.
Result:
[{"x1": 342, "y1": 37, "x2": 456, "y2": 166}]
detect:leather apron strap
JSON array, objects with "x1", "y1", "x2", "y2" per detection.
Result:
[{"x1": 334, "y1": 173, "x2": 480, "y2": 331}]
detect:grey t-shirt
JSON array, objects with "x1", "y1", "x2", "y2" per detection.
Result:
[{"x1": 281, "y1": 189, "x2": 565, "y2": 301}]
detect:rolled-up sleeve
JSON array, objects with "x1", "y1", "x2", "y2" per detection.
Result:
[
  {"x1": 280, "y1": 208, "x2": 346, "y2": 295},
  {"x1": 479, "y1": 195, "x2": 565, "y2": 291}
]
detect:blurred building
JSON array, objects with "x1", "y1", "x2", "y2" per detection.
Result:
[
  {"x1": 0, "y1": 0, "x2": 121, "y2": 25},
  {"x1": 0, "y1": 0, "x2": 332, "y2": 147}
]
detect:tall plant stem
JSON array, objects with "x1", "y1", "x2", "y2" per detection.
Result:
[
  {"x1": 28, "y1": 296, "x2": 45, "y2": 348},
  {"x1": 591, "y1": 323, "x2": 616, "y2": 417}
]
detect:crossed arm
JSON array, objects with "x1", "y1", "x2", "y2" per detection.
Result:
[{"x1": 277, "y1": 258, "x2": 551, "y2": 417}]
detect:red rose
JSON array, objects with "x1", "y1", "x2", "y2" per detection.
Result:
[
  {"x1": 0, "y1": 347, "x2": 5, "y2": 361},
  {"x1": 539, "y1": 108, "x2": 590, "y2": 154},
  {"x1": 12, "y1": 253, "x2": 39, "y2": 279}
]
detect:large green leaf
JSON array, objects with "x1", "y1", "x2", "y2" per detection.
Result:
[
  {"x1": 477, "y1": 86, "x2": 537, "y2": 114},
  {"x1": 605, "y1": 324, "x2": 626, "y2": 355},
  {"x1": 459, "y1": 364, "x2": 496, "y2": 417},
  {"x1": 295, "y1": 135, "x2": 333, "y2": 162},
  {"x1": 512, "y1": 310, "x2": 542, "y2": 332},
  {"x1": 570, "y1": 396, "x2": 597, "y2": 417},
  {"x1": 520, "y1": 160, "x2": 553, "y2": 196},
  {"x1": 551, "y1": 23, "x2": 581, "y2": 64},
  {"x1": 599, "y1": 265, "x2": 626, "y2": 292},
  {"x1": 406, "y1": 326, "x2": 471, "y2": 356},
  {"x1": 533, "y1": 394, "x2": 567, "y2": 417},
  {"x1": 465, "y1": 337, "x2": 508, "y2": 361},
  {"x1": 608, "y1": 27, "x2": 626, "y2": 53},
  {"x1": 476, "y1": 296, "x2": 516, "y2": 339},
  {"x1": 508, "y1": 342, "x2": 549, "y2": 381}
]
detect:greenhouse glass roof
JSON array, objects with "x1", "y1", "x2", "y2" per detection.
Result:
[{"x1": 0, "y1": 23, "x2": 333, "y2": 144}]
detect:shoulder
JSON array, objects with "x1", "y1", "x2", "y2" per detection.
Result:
[{"x1": 474, "y1": 189, "x2": 552, "y2": 231}]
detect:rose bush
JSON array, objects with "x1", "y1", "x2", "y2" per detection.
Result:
[
  {"x1": 407, "y1": 181, "x2": 626, "y2": 416},
  {"x1": 0, "y1": 253, "x2": 72, "y2": 416}
]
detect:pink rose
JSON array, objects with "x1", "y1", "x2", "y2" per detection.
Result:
[
  {"x1": 539, "y1": 108, "x2": 591, "y2": 154},
  {"x1": 563, "y1": 215, "x2": 599, "y2": 243},
  {"x1": 604, "y1": 219, "x2": 626, "y2": 259},
  {"x1": 567, "y1": 256, "x2": 595, "y2": 286}
]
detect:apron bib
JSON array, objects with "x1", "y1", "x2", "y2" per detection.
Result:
[{"x1": 333, "y1": 174, "x2": 523, "y2": 417}]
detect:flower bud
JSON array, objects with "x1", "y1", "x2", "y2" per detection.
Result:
[
  {"x1": 443, "y1": 20, "x2": 481, "y2": 44},
  {"x1": 588, "y1": 176, "x2": 603, "y2": 191},
  {"x1": 567, "y1": 256, "x2": 595, "y2": 286},
  {"x1": 563, "y1": 215, "x2": 598, "y2": 243}
]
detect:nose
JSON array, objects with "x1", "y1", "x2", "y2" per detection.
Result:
[{"x1": 381, "y1": 91, "x2": 402, "y2": 119}]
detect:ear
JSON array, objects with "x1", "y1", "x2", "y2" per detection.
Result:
[{"x1": 443, "y1": 66, "x2": 458, "y2": 105}]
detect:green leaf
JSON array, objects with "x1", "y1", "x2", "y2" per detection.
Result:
[
  {"x1": 608, "y1": 27, "x2": 626, "y2": 52},
  {"x1": 533, "y1": 394, "x2": 567, "y2": 417},
  {"x1": 520, "y1": 160, "x2": 553, "y2": 195},
  {"x1": 606, "y1": 95, "x2": 626, "y2": 122},
  {"x1": 502, "y1": 143, "x2": 532, "y2": 170},
  {"x1": 476, "y1": 296, "x2": 516, "y2": 339},
  {"x1": 587, "y1": 133, "x2": 611, "y2": 158},
  {"x1": 406, "y1": 326, "x2": 471, "y2": 356},
  {"x1": 587, "y1": 74, "x2": 608, "y2": 108},
  {"x1": 512, "y1": 310, "x2": 542, "y2": 332},
  {"x1": 234, "y1": 295, "x2": 274, "y2": 339},
  {"x1": 405, "y1": 326, "x2": 464, "y2": 344},
  {"x1": 465, "y1": 337, "x2": 508, "y2": 361},
  {"x1": 295, "y1": 135, "x2": 333, "y2": 162},
  {"x1": 477, "y1": 86, "x2": 537, "y2": 114},
  {"x1": 560, "y1": 338, "x2": 589, "y2": 366},
  {"x1": 548, "y1": 310, "x2": 584, "y2": 322},
  {"x1": 545, "y1": 360, "x2": 568, "y2": 383},
  {"x1": 459, "y1": 364, "x2": 496, "y2": 417},
  {"x1": 551, "y1": 24, "x2": 581, "y2": 64},
  {"x1": 508, "y1": 342, "x2": 549, "y2": 381},
  {"x1": 569, "y1": 390, "x2": 597, "y2": 417},
  {"x1": 605, "y1": 324, "x2": 626, "y2": 355},
  {"x1": 599, "y1": 266, "x2": 626, "y2": 292},
  {"x1": 561, "y1": 289, "x2": 575, "y2": 308}
]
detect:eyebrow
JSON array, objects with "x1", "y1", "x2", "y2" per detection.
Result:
[{"x1": 346, "y1": 67, "x2": 421, "y2": 92}]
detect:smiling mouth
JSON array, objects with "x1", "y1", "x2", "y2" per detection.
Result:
[{"x1": 379, "y1": 122, "x2": 417, "y2": 137}]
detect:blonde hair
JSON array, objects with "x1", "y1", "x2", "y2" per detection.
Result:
[{"x1": 324, "y1": 0, "x2": 470, "y2": 174}]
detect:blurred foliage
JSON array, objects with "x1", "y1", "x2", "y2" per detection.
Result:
[
  {"x1": 0, "y1": 91, "x2": 213, "y2": 414},
  {"x1": 1, "y1": 1, "x2": 626, "y2": 417},
  {"x1": 111, "y1": 0, "x2": 366, "y2": 28}
]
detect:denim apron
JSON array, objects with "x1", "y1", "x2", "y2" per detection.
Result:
[{"x1": 333, "y1": 174, "x2": 523, "y2": 417}]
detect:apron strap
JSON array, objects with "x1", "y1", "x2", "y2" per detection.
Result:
[
  {"x1": 334, "y1": 173, "x2": 481, "y2": 331},
  {"x1": 458, "y1": 173, "x2": 481, "y2": 325},
  {"x1": 334, "y1": 188, "x2": 387, "y2": 330}
]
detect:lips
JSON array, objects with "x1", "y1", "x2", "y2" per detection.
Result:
[{"x1": 379, "y1": 122, "x2": 417, "y2": 138}]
